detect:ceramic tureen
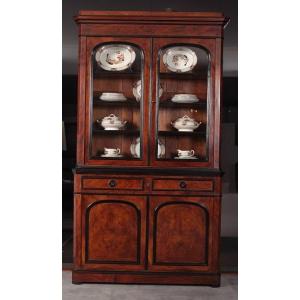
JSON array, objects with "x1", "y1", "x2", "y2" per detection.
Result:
[
  {"x1": 97, "y1": 114, "x2": 127, "y2": 130},
  {"x1": 171, "y1": 115, "x2": 201, "y2": 132}
]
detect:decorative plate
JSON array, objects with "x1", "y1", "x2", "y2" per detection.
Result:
[
  {"x1": 95, "y1": 44, "x2": 136, "y2": 71},
  {"x1": 133, "y1": 80, "x2": 163, "y2": 102},
  {"x1": 157, "y1": 140, "x2": 165, "y2": 158},
  {"x1": 162, "y1": 47, "x2": 197, "y2": 73},
  {"x1": 130, "y1": 138, "x2": 165, "y2": 158}
]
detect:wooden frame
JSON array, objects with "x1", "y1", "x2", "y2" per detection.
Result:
[{"x1": 73, "y1": 10, "x2": 228, "y2": 286}]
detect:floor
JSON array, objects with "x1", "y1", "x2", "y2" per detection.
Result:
[{"x1": 63, "y1": 271, "x2": 237, "y2": 300}]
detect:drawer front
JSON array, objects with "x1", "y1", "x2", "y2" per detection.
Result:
[
  {"x1": 152, "y1": 179, "x2": 214, "y2": 192},
  {"x1": 82, "y1": 177, "x2": 144, "y2": 191}
]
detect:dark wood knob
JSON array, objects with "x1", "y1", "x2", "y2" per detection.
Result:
[
  {"x1": 108, "y1": 179, "x2": 117, "y2": 188},
  {"x1": 179, "y1": 181, "x2": 187, "y2": 189}
]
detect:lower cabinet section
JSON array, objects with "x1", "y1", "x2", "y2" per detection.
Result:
[{"x1": 73, "y1": 193, "x2": 221, "y2": 285}]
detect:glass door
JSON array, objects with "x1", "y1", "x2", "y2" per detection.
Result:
[
  {"x1": 84, "y1": 37, "x2": 150, "y2": 166},
  {"x1": 151, "y1": 38, "x2": 216, "y2": 167}
]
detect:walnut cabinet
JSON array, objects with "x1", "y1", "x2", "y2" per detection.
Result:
[{"x1": 73, "y1": 10, "x2": 229, "y2": 286}]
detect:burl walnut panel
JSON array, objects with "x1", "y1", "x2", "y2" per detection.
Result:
[
  {"x1": 82, "y1": 177, "x2": 144, "y2": 191},
  {"x1": 148, "y1": 196, "x2": 215, "y2": 272},
  {"x1": 152, "y1": 178, "x2": 213, "y2": 192},
  {"x1": 81, "y1": 195, "x2": 147, "y2": 271},
  {"x1": 86, "y1": 201, "x2": 139, "y2": 263},
  {"x1": 154, "y1": 202, "x2": 208, "y2": 264}
]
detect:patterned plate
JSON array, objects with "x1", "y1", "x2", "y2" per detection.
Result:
[
  {"x1": 95, "y1": 44, "x2": 136, "y2": 71},
  {"x1": 163, "y1": 47, "x2": 197, "y2": 73}
]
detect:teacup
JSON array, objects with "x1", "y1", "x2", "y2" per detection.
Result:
[
  {"x1": 104, "y1": 148, "x2": 121, "y2": 156},
  {"x1": 177, "y1": 149, "x2": 195, "y2": 158}
]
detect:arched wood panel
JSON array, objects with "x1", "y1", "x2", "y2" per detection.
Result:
[
  {"x1": 154, "y1": 202, "x2": 208, "y2": 265},
  {"x1": 86, "y1": 200, "x2": 140, "y2": 263},
  {"x1": 148, "y1": 196, "x2": 214, "y2": 272},
  {"x1": 81, "y1": 195, "x2": 146, "y2": 271}
]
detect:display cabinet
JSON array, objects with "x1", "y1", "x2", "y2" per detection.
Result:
[{"x1": 73, "y1": 11, "x2": 229, "y2": 286}]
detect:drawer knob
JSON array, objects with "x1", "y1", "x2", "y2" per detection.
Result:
[
  {"x1": 179, "y1": 181, "x2": 187, "y2": 189},
  {"x1": 108, "y1": 179, "x2": 117, "y2": 188}
]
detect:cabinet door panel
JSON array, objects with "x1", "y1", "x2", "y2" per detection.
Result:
[
  {"x1": 150, "y1": 37, "x2": 218, "y2": 168},
  {"x1": 83, "y1": 37, "x2": 151, "y2": 167},
  {"x1": 148, "y1": 196, "x2": 219, "y2": 272},
  {"x1": 79, "y1": 194, "x2": 146, "y2": 271}
]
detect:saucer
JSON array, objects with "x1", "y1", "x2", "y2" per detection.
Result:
[
  {"x1": 174, "y1": 156, "x2": 197, "y2": 159},
  {"x1": 101, "y1": 154, "x2": 124, "y2": 158}
]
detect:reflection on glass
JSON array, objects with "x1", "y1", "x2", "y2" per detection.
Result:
[
  {"x1": 90, "y1": 44, "x2": 143, "y2": 160},
  {"x1": 156, "y1": 45, "x2": 210, "y2": 161}
]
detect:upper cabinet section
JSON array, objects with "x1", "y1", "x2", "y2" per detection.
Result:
[{"x1": 74, "y1": 12, "x2": 229, "y2": 168}]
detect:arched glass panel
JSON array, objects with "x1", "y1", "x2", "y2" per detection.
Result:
[
  {"x1": 90, "y1": 43, "x2": 144, "y2": 160},
  {"x1": 156, "y1": 45, "x2": 210, "y2": 161}
]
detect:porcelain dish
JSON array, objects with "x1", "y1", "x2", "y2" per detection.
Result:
[
  {"x1": 100, "y1": 92, "x2": 127, "y2": 101},
  {"x1": 97, "y1": 114, "x2": 127, "y2": 130},
  {"x1": 104, "y1": 148, "x2": 121, "y2": 156},
  {"x1": 163, "y1": 47, "x2": 197, "y2": 73},
  {"x1": 171, "y1": 115, "x2": 201, "y2": 132},
  {"x1": 95, "y1": 44, "x2": 136, "y2": 71},
  {"x1": 130, "y1": 138, "x2": 165, "y2": 158},
  {"x1": 174, "y1": 156, "x2": 197, "y2": 159},
  {"x1": 171, "y1": 94, "x2": 199, "y2": 103},
  {"x1": 177, "y1": 149, "x2": 195, "y2": 157},
  {"x1": 100, "y1": 154, "x2": 124, "y2": 158},
  {"x1": 133, "y1": 80, "x2": 163, "y2": 102}
]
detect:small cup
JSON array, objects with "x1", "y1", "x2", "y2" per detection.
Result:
[
  {"x1": 177, "y1": 149, "x2": 195, "y2": 157},
  {"x1": 104, "y1": 148, "x2": 121, "y2": 156}
]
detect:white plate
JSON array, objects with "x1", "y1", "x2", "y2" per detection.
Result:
[
  {"x1": 133, "y1": 80, "x2": 163, "y2": 102},
  {"x1": 130, "y1": 137, "x2": 140, "y2": 158},
  {"x1": 157, "y1": 140, "x2": 165, "y2": 158},
  {"x1": 171, "y1": 94, "x2": 199, "y2": 103},
  {"x1": 100, "y1": 154, "x2": 124, "y2": 158},
  {"x1": 130, "y1": 138, "x2": 165, "y2": 158},
  {"x1": 174, "y1": 156, "x2": 197, "y2": 159},
  {"x1": 95, "y1": 44, "x2": 136, "y2": 71},
  {"x1": 100, "y1": 92, "x2": 127, "y2": 101},
  {"x1": 163, "y1": 47, "x2": 197, "y2": 73}
]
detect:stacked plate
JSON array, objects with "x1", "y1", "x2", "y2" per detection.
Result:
[
  {"x1": 171, "y1": 94, "x2": 199, "y2": 103},
  {"x1": 99, "y1": 92, "x2": 127, "y2": 102}
]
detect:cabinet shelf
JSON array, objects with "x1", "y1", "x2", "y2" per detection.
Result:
[
  {"x1": 158, "y1": 130, "x2": 206, "y2": 137},
  {"x1": 160, "y1": 72, "x2": 207, "y2": 80},
  {"x1": 158, "y1": 156, "x2": 208, "y2": 162},
  {"x1": 93, "y1": 128, "x2": 140, "y2": 136},
  {"x1": 93, "y1": 71, "x2": 140, "y2": 79},
  {"x1": 93, "y1": 98, "x2": 139, "y2": 107},
  {"x1": 91, "y1": 155, "x2": 141, "y2": 160},
  {"x1": 159, "y1": 99, "x2": 207, "y2": 108}
]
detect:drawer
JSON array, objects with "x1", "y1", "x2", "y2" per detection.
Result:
[
  {"x1": 152, "y1": 178, "x2": 214, "y2": 192},
  {"x1": 81, "y1": 177, "x2": 144, "y2": 191}
]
